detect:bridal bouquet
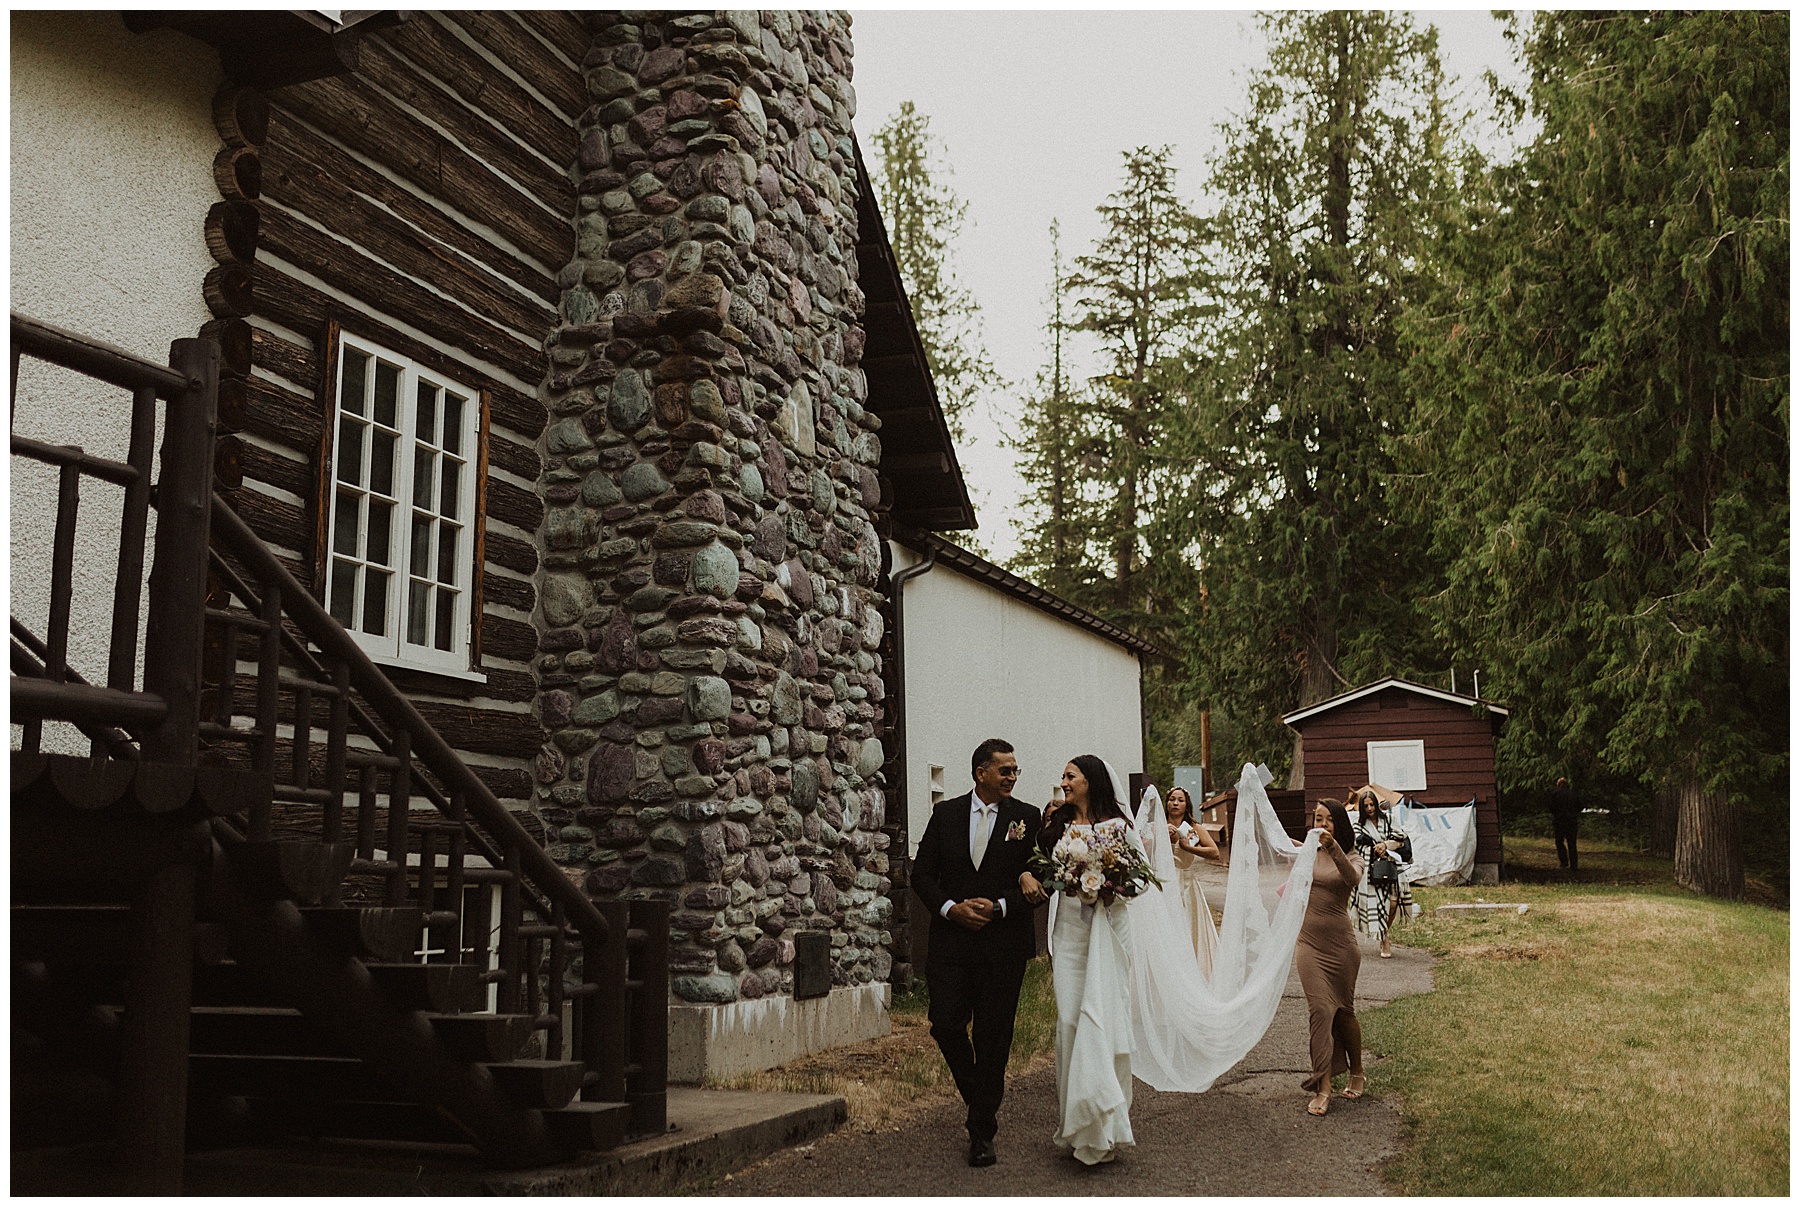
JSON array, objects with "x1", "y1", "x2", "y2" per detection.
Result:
[{"x1": 1031, "y1": 816, "x2": 1162, "y2": 904}]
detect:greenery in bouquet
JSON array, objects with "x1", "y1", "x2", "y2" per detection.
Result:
[{"x1": 1029, "y1": 816, "x2": 1163, "y2": 903}]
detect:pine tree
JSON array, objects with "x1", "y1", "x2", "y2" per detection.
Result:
[
  {"x1": 1066, "y1": 147, "x2": 1208, "y2": 631},
  {"x1": 1009, "y1": 222, "x2": 1106, "y2": 599},
  {"x1": 1182, "y1": 12, "x2": 1458, "y2": 777},
  {"x1": 870, "y1": 101, "x2": 997, "y2": 439},
  {"x1": 1402, "y1": 12, "x2": 1788, "y2": 898}
]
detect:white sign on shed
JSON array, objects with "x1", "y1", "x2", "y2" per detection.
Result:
[{"x1": 1367, "y1": 739, "x2": 1428, "y2": 792}]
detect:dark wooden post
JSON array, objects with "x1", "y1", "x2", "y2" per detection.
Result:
[
  {"x1": 626, "y1": 899, "x2": 669, "y2": 1136},
  {"x1": 586, "y1": 902, "x2": 628, "y2": 1105},
  {"x1": 114, "y1": 847, "x2": 200, "y2": 1194},
  {"x1": 139, "y1": 337, "x2": 218, "y2": 764},
  {"x1": 1199, "y1": 708, "x2": 1212, "y2": 796}
]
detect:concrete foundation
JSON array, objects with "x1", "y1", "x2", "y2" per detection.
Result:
[
  {"x1": 1472, "y1": 861, "x2": 1500, "y2": 885},
  {"x1": 16, "y1": 1087, "x2": 845, "y2": 1196},
  {"x1": 670, "y1": 983, "x2": 890, "y2": 1084}
]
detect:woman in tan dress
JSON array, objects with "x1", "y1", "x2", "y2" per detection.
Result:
[{"x1": 1296, "y1": 798, "x2": 1366, "y2": 1117}]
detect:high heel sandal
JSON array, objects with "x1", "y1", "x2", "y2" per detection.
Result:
[
  {"x1": 1307, "y1": 1091, "x2": 1331, "y2": 1116},
  {"x1": 1342, "y1": 1073, "x2": 1367, "y2": 1100}
]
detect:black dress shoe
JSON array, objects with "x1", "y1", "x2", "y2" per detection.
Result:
[{"x1": 968, "y1": 1138, "x2": 997, "y2": 1167}]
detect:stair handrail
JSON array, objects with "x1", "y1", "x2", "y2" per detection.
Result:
[
  {"x1": 11, "y1": 311, "x2": 218, "y2": 766},
  {"x1": 11, "y1": 312, "x2": 197, "y2": 399},
  {"x1": 206, "y1": 494, "x2": 613, "y2": 947}
]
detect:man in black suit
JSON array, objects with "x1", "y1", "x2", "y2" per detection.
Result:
[{"x1": 911, "y1": 737, "x2": 1045, "y2": 1167}]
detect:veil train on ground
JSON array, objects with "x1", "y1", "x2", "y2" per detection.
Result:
[{"x1": 1125, "y1": 763, "x2": 1320, "y2": 1093}]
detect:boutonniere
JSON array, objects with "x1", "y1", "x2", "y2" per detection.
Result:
[{"x1": 1005, "y1": 819, "x2": 1026, "y2": 842}]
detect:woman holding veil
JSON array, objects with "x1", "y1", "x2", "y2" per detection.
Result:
[
  {"x1": 1122, "y1": 765, "x2": 1321, "y2": 1097},
  {"x1": 1018, "y1": 754, "x2": 1143, "y2": 1166}
]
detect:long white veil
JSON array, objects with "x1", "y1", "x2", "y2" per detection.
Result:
[{"x1": 1124, "y1": 763, "x2": 1319, "y2": 1092}]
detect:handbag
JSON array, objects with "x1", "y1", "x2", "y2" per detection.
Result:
[
  {"x1": 1366, "y1": 857, "x2": 1399, "y2": 886},
  {"x1": 1382, "y1": 815, "x2": 1414, "y2": 863}
]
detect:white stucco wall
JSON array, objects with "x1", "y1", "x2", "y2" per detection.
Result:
[
  {"x1": 894, "y1": 542, "x2": 1145, "y2": 856},
  {"x1": 11, "y1": 12, "x2": 222, "y2": 748}
]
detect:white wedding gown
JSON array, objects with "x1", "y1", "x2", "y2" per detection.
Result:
[
  {"x1": 1047, "y1": 765, "x2": 1319, "y2": 1162},
  {"x1": 1125, "y1": 767, "x2": 1319, "y2": 1093},
  {"x1": 1049, "y1": 821, "x2": 1143, "y2": 1164}
]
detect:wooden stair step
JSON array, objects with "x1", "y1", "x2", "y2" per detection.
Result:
[
  {"x1": 188, "y1": 1005, "x2": 324, "y2": 1056},
  {"x1": 238, "y1": 1096, "x2": 477, "y2": 1146},
  {"x1": 425, "y1": 1012, "x2": 534, "y2": 1062},
  {"x1": 544, "y1": 1100, "x2": 631, "y2": 1152},
  {"x1": 187, "y1": 1052, "x2": 381, "y2": 1102},
  {"x1": 298, "y1": 906, "x2": 423, "y2": 960},
  {"x1": 480, "y1": 1059, "x2": 587, "y2": 1110},
  {"x1": 224, "y1": 839, "x2": 357, "y2": 905},
  {"x1": 192, "y1": 960, "x2": 291, "y2": 1008},
  {"x1": 364, "y1": 961, "x2": 486, "y2": 1012},
  {"x1": 12, "y1": 904, "x2": 231, "y2": 965},
  {"x1": 227, "y1": 1094, "x2": 628, "y2": 1153}
]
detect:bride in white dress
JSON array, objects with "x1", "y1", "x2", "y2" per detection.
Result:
[
  {"x1": 1019, "y1": 754, "x2": 1146, "y2": 1165},
  {"x1": 1018, "y1": 761, "x2": 1324, "y2": 1166}
]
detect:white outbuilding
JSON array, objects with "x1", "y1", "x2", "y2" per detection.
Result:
[{"x1": 884, "y1": 526, "x2": 1157, "y2": 981}]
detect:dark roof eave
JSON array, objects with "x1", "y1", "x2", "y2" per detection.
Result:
[
  {"x1": 849, "y1": 136, "x2": 977, "y2": 532},
  {"x1": 891, "y1": 525, "x2": 1167, "y2": 661}
]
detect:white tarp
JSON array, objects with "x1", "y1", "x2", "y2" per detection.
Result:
[{"x1": 1392, "y1": 802, "x2": 1478, "y2": 886}]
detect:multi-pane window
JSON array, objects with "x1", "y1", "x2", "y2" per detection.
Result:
[{"x1": 325, "y1": 335, "x2": 479, "y2": 674}]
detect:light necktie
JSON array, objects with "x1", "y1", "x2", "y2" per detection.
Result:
[{"x1": 972, "y1": 804, "x2": 994, "y2": 869}]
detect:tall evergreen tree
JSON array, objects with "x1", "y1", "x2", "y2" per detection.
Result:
[
  {"x1": 1009, "y1": 221, "x2": 1101, "y2": 599},
  {"x1": 1066, "y1": 147, "x2": 1208, "y2": 635},
  {"x1": 1402, "y1": 12, "x2": 1788, "y2": 898},
  {"x1": 1182, "y1": 12, "x2": 1458, "y2": 777},
  {"x1": 870, "y1": 101, "x2": 997, "y2": 439}
]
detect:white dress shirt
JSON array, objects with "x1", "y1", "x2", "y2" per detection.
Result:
[{"x1": 940, "y1": 790, "x2": 1009, "y2": 919}]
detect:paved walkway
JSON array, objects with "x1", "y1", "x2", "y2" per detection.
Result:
[{"x1": 717, "y1": 936, "x2": 1434, "y2": 1196}]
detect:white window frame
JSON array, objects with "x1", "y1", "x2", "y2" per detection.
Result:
[
  {"x1": 324, "y1": 332, "x2": 482, "y2": 678},
  {"x1": 1367, "y1": 739, "x2": 1428, "y2": 793}
]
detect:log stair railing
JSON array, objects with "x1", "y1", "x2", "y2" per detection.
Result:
[{"x1": 10, "y1": 312, "x2": 669, "y2": 1194}]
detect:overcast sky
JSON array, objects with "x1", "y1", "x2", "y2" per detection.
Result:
[{"x1": 847, "y1": 9, "x2": 1533, "y2": 561}]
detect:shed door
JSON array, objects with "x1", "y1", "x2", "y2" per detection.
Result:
[{"x1": 1367, "y1": 739, "x2": 1427, "y2": 791}]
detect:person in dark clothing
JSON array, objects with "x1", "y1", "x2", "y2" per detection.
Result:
[
  {"x1": 911, "y1": 738, "x2": 1045, "y2": 1168},
  {"x1": 1548, "y1": 776, "x2": 1580, "y2": 871}
]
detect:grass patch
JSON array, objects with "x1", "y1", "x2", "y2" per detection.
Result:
[
  {"x1": 714, "y1": 958, "x2": 1058, "y2": 1132},
  {"x1": 1365, "y1": 836, "x2": 1789, "y2": 1195}
]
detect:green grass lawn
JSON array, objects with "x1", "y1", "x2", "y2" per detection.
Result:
[{"x1": 1364, "y1": 836, "x2": 1789, "y2": 1195}]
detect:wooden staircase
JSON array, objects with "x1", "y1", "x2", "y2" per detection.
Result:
[{"x1": 10, "y1": 313, "x2": 670, "y2": 1193}]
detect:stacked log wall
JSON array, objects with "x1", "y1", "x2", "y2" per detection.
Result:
[{"x1": 223, "y1": 12, "x2": 593, "y2": 808}]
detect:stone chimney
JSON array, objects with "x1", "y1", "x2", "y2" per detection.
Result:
[{"x1": 534, "y1": 8, "x2": 893, "y2": 1049}]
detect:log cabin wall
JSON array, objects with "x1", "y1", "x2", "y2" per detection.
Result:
[
  {"x1": 1292, "y1": 686, "x2": 1503, "y2": 868},
  {"x1": 218, "y1": 12, "x2": 594, "y2": 813}
]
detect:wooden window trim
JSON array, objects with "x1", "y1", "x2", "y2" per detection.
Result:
[{"x1": 313, "y1": 313, "x2": 490, "y2": 681}]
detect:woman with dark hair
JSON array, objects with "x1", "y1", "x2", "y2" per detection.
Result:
[
  {"x1": 1352, "y1": 792, "x2": 1414, "y2": 958},
  {"x1": 1163, "y1": 787, "x2": 1221, "y2": 976},
  {"x1": 1020, "y1": 753, "x2": 1144, "y2": 1165},
  {"x1": 1296, "y1": 798, "x2": 1366, "y2": 1117}
]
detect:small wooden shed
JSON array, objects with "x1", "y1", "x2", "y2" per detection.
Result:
[{"x1": 1283, "y1": 678, "x2": 1508, "y2": 883}]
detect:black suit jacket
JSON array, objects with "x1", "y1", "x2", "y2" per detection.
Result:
[{"x1": 911, "y1": 792, "x2": 1044, "y2": 965}]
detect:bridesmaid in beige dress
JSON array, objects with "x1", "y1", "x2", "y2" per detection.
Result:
[
  {"x1": 1163, "y1": 787, "x2": 1221, "y2": 977},
  {"x1": 1296, "y1": 799, "x2": 1366, "y2": 1117}
]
